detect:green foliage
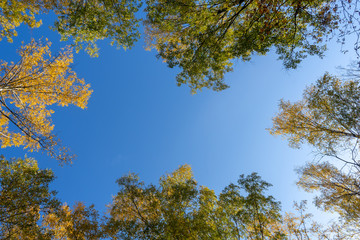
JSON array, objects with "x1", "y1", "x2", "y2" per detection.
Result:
[
  {"x1": 106, "y1": 165, "x2": 285, "y2": 239},
  {"x1": 0, "y1": 155, "x2": 59, "y2": 239},
  {"x1": 145, "y1": 0, "x2": 338, "y2": 92},
  {"x1": 1, "y1": 0, "x2": 357, "y2": 90},
  {"x1": 107, "y1": 165, "x2": 360, "y2": 239},
  {"x1": 1, "y1": 0, "x2": 359, "y2": 90},
  {"x1": 105, "y1": 165, "x2": 212, "y2": 239},
  {"x1": 0, "y1": 156, "x2": 106, "y2": 239},
  {"x1": 219, "y1": 173, "x2": 284, "y2": 239},
  {"x1": 0, "y1": 0, "x2": 141, "y2": 56},
  {"x1": 0, "y1": 159, "x2": 356, "y2": 239},
  {"x1": 53, "y1": 0, "x2": 142, "y2": 57}
]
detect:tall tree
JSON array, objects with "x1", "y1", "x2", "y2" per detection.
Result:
[
  {"x1": 105, "y1": 165, "x2": 218, "y2": 239},
  {"x1": 43, "y1": 202, "x2": 104, "y2": 240},
  {"x1": 270, "y1": 72, "x2": 360, "y2": 157},
  {"x1": 145, "y1": 0, "x2": 353, "y2": 92},
  {"x1": 278, "y1": 200, "x2": 357, "y2": 239},
  {"x1": 0, "y1": 40, "x2": 92, "y2": 163},
  {"x1": 0, "y1": 156, "x2": 106, "y2": 239},
  {"x1": 106, "y1": 165, "x2": 287, "y2": 239},
  {"x1": 270, "y1": 71, "x2": 360, "y2": 238},
  {"x1": 297, "y1": 162, "x2": 360, "y2": 236},
  {"x1": 0, "y1": 157, "x2": 354, "y2": 239},
  {"x1": 107, "y1": 165, "x2": 360, "y2": 239},
  {"x1": 0, "y1": 0, "x2": 142, "y2": 56},
  {"x1": 219, "y1": 173, "x2": 284, "y2": 239},
  {"x1": 53, "y1": 0, "x2": 142, "y2": 56},
  {"x1": 0, "y1": 156, "x2": 59, "y2": 239}
]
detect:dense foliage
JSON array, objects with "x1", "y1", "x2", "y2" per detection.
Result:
[
  {"x1": 0, "y1": 0, "x2": 142, "y2": 56},
  {"x1": 145, "y1": 0, "x2": 340, "y2": 92},
  {"x1": 1, "y1": 0, "x2": 359, "y2": 91},
  {"x1": 2, "y1": 0, "x2": 360, "y2": 239},
  {"x1": 1, "y1": 158, "x2": 355, "y2": 239},
  {"x1": 0, "y1": 40, "x2": 91, "y2": 163},
  {"x1": 0, "y1": 156, "x2": 59, "y2": 239},
  {"x1": 270, "y1": 73, "x2": 360, "y2": 155}
]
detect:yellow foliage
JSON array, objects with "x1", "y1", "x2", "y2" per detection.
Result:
[
  {"x1": 270, "y1": 73, "x2": 360, "y2": 154},
  {"x1": 0, "y1": 39, "x2": 92, "y2": 163},
  {"x1": 0, "y1": 0, "x2": 47, "y2": 41},
  {"x1": 43, "y1": 202, "x2": 102, "y2": 240},
  {"x1": 160, "y1": 164, "x2": 194, "y2": 187}
]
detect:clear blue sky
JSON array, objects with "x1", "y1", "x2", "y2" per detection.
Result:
[{"x1": 0, "y1": 13, "x2": 357, "y2": 220}]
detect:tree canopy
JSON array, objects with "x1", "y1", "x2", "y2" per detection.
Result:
[
  {"x1": 2, "y1": 0, "x2": 360, "y2": 239},
  {"x1": 0, "y1": 40, "x2": 92, "y2": 163},
  {"x1": 0, "y1": 156, "x2": 106, "y2": 239},
  {"x1": 43, "y1": 202, "x2": 104, "y2": 240},
  {"x1": 0, "y1": 0, "x2": 47, "y2": 42},
  {"x1": 0, "y1": 157, "x2": 356, "y2": 239},
  {"x1": 53, "y1": 0, "x2": 142, "y2": 56},
  {"x1": 270, "y1": 73, "x2": 360, "y2": 156},
  {"x1": 0, "y1": 156, "x2": 59, "y2": 239},
  {"x1": 2, "y1": 0, "x2": 359, "y2": 91},
  {"x1": 145, "y1": 0, "x2": 349, "y2": 92},
  {"x1": 105, "y1": 164, "x2": 346, "y2": 239},
  {"x1": 298, "y1": 162, "x2": 360, "y2": 222},
  {"x1": 0, "y1": 0, "x2": 142, "y2": 56},
  {"x1": 270, "y1": 70, "x2": 360, "y2": 238}
]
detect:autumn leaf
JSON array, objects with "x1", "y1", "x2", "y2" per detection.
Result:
[{"x1": 0, "y1": 39, "x2": 92, "y2": 163}]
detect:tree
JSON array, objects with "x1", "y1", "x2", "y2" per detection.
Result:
[
  {"x1": 106, "y1": 165, "x2": 288, "y2": 239},
  {"x1": 296, "y1": 162, "x2": 360, "y2": 235},
  {"x1": 0, "y1": 156, "x2": 105, "y2": 239},
  {"x1": 0, "y1": 0, "x2": 142, "y2": 56},
  {"x1": 0, "y1": 155, "x2": 59, "y2": 239},
  {"x1": 1, "y1": 157, "x2": 354, "y2": 239},
  {"x1": 105, "y1": 165, "x2": 219, "y2": 239},
  {"x1": 107, "y1": 164, "x2": 360, "y2": 239},
  {"x1": 144, "y1": 0, "x2": 349, "y2": 92},
  {"x1": 219, "y1": 173, "x2": 284, "y2": 239},
  {"x1": 0, "y1": 0, "x2": 48, "y2": 42},
  {"x1": 270, "y1": 72, "x2": 360, "y2": 157},
  {"x1": 298, "y1": 162, "x2": 360, "y2": 218},
  {"x1": 2, "y1": 0, "x2": 359, "y2": 91},
  {"x1": 53, "y1": 0, "x2": 142, "y2": 56},
  {"x1": 43, "y1": 202, "x2": 104, "y2": 240},
  {"x1": 278, "y1": 200, "x2": 358, "y2": 239},
  {"x1": 0, "y1": 40, "x2": 92, "y2": 163},
  {"x1": 270, "y1": 71, "x2": 360, "y2": 238}
]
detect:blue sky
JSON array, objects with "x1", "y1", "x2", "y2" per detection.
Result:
[{"x1": 0, "y1": 13, "x2": 357, "y2": 221}]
